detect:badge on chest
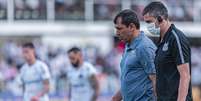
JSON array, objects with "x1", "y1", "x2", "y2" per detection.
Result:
[
  {"x1": 128, "y1": 49, "x2": 136, "y2": 55},
  {"x1": 162, "y1": 42, "x2": 169, "y2": 51}
]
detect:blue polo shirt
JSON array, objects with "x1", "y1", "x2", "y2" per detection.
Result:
[{"x1": 120, "y1": 31, "x2": 156, "y2": 101}]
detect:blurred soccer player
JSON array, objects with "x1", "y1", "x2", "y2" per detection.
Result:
[
  {"x1": 66, "y1": 47, "x2": 99, "y2": 101},
  {"x1": 17, "y1": 42, "x2": 50, "y2": 101},
  {"x1": 143, "y1": 1, "x2": 192, "y2": 101},
  {"x1": 112, "y1": 9, "x2": 157, "y2": 101}
]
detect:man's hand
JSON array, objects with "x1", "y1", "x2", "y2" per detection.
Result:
[
  {"x1": 30, "y1": 79, "x2": 49, "y2": 101},
  {"x1": 149, "y1": 74, "x2": 157, "y2": 97},
  {"x1": 112, "y1": 96, "x2": 122, "y2": 101},
  {"x1": 31, "y1": 96, "x2": 39, "y2": 101},
  {"x1": 111, "y1": 90, "x2": 122, "y2": 101}
]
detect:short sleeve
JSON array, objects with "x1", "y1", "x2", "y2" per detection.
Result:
[
  {"x1": 40, "y1": 63, "x2": 51, "y2": 80},
  {"x1": 139, "y1": 46, "x2": 156, "y2": 75},
  {"x1": 87, "y1": 63, "x2": 97, "y2": 76},
  {"x1": 172, "y1": 33, "x2": 190, "y2": 65}
]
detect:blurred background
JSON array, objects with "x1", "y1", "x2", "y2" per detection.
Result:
[{"x1": 0, "y1": 0, "x2": 201, "y2": 101}]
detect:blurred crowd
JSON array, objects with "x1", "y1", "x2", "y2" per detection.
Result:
[
  {"x1": 0, "y1": 0, "x2": 197, "y2": 21},
  {"x1": 14, "y1": 0, "x2": 46, "y2": 19},
  {"x1": 1, "y1": 39, "x2": 201, "y2": 100},
  {"x1": 0, "y1": 39, "x2": 123, "y2": 99},
  {"x1": 55, "y1": 0, "x2": 84, "y2": 20},
  {"x1": 1, "y1": 38, "x2": 201, "y2": 100},
  {"x1": 0, "y1": 0, "x2": 6, "y2": 19},
  {"x1": 191, "y1": 47, "x2": 201, "y2": 100},
  {"x1": 191, "y1": 46, "x2": 201, "y2": 86}
]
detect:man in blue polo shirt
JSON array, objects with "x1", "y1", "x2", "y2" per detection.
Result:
[{"x1": 111, "y1": 9, "x2": 157, "y2": 101}]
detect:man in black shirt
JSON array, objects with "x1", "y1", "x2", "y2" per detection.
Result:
[{"x1": 142, "y1": 1, "x2": 192, "y2": 101}]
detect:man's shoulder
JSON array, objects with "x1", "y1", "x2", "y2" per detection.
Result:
[
  {"x1": 35, "y1": 60, "x2": 49, "y2": 69},
  {"x1": 139, "y1": 36, "x2": 156, "y2": 49},
  {"x1": 35, "y1": 60, "x2": 46, "y2": 66},
  {"x1": 83, "y1": 61, "x2": 93, "y2": 67},
  {"x1": 34, "y1": 60, "x2": 49, "y2": 73},
  {"x1": 169, "y1": 27, "x2": 190, "y2": 46},
  {"x1": 83, "y1": 62, "x2": 95, "y2": 70},
  {"x1": 83, "y1": 62, "x2": 97, "y2": 75},
  {"x1": 170, "y1": 25, "x2": 188, "y2": 39},
  {"x1": 140, "y1": 32, "x2": 155, "y2": 45}
]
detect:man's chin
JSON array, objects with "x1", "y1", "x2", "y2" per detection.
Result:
[
  {"x1": 119, "y1": 38, "x2": 126, "y2": 42},
  {"x1": 120, "y1": 40, "x2": 125, "y2": 42},
  {"x1": 117, "y1": 37, "x2": 126, "y2": 42}
]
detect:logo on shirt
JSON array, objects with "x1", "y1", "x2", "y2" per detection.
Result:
[
  {"x1": 162, "y1": 42, "x2": 169, "y2": 51},
  {"x1": 129, "y1": 49, "x2": 136, "y2": 56},
  {"x1": 130, "y1": 50, "x2": 136, "y2": 54}
]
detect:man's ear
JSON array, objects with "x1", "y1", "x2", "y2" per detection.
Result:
[
  {"x1": 129, "y1": 23, "x2": 137, "y2": 31},
  {"x1": 157, "y1": 16, "x2": 163, "y2": 23}
]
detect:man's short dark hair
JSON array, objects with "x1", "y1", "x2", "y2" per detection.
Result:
[
  {"x1": 22, "y1": 42, "x2": 35, "y2": 49},
  {"x1": 113, "y1": 9, "x2": 140, "y2": 29},
  {"x1": 67, "y1": 47, "x2": 81, "y2": 54},
  {"x1": 142, "y1": 1, "x2": 168, "y2": 20}
]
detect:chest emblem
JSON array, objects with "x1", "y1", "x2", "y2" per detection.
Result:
[
  {"x1": 162, "y1": 42, "x2": 169, "y2": 51},
  {"x1": 128, "y1": 49, "x2": 136, "y2": 56},
  {"x1": 130, "y1": 49, "x2": 136, "y2": 53}
]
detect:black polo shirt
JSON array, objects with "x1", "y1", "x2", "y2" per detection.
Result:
[{"x1": 155, "y1": 24, "x2": 192, "y2": 101}]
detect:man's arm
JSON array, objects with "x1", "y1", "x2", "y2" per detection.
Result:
[
  {"x1": 149, "y1": 74, "x2": 157, "y2": 97},
  {"x1": 31, "y1": 79, "x2": 50, "y2": 101},
  {"x1": 89, "y1": 74, "x2": 99, "y2": 101},
  {"x1": 111, "y1": 90, "x2": 122, "y2": 101},
  {"x1": 177, "y1": 63, "x2": 190, "y2": 101},
  {"x1": 140, "y1": 46, "x2": 157, "y2": 97},
  {"x1": 37, "y1": 79, "x2": 50, "y2": 96}
]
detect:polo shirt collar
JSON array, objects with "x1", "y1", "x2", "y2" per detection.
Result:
[
  {"x1": 126, "y1": 31, "x2": 144, "y2": 51},
  {"x1": 158, "y1": 24, "x2": 174, "y2": 45}
]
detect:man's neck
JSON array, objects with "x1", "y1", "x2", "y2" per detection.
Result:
[
  {"x1": 160, "y1": 21, "x2": 171, "y2": 42},
  {"x1": 128, "y1": 30, "x2": 140, "y2": 44},
  {"x1": 28, "y1": 58, "x2": 36, "y2": 66},
  {"x1": 74, "y1": 61, "x2": 83, "y2": 69}
]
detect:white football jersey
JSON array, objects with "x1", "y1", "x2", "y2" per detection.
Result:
[
  {"x1": 67, "y1": 62, "x2": 97, "y2": 101},
  {"x1": 17, "y1": 60, "x2": 51, "y2": 101}
]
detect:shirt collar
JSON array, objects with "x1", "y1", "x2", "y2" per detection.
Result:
[
  {"x1": 158, "y1": 24, "x2": 174, "y2": 44},
  {"x1": 126, "y1": 31, "x2": 144, "y2": 51}
]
